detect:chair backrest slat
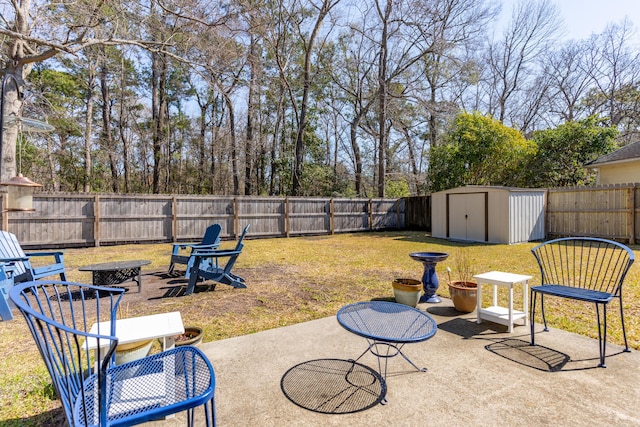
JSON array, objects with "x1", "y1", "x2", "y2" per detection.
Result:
[
  {"x1": 225, "y1": 224, "x2": 250, "y2": 273},
  {"x1": 202, "y1": 224, "x2": 222, "y2": 245}
]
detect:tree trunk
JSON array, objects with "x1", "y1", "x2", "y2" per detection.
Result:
[
  {"x1": 377, "y1": 0, "x2": 392, "y2": 198},
  {"x1": 222, "y1": 92, "x2": 239, "y2": 195},
  {"x1": 100, "y1": 56, "x2": 118, "y2": 193},
  {"x1": 245, "y1": 35, "x2": 257, "y2": 196},
  {"x1": 83, "y1": 60, "x2": 95, "y2": 193},
  {"x1": 292, "y1": 1, "x2": 334, "y2": 196},
  {"x1": 151, "y1": 52, "x2": 168, "y2": 194},
  {"x1": 118, "y1": 56, "x2": 130, "y2": 193},
  {"x1": 0, "y1": 68, "x2": 22, "y2": 184},
  {"x1": 198, "y1": 102, "x2": 207, "y2": 193},
  {"x1": 349, "y1": 117, "x2": 364, "y2": 196}
]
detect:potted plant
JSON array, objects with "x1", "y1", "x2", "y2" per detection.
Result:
[
  {"x1": 114, "y1": 304, "x2": 154, "y2": 364},
  {"x1": 391, "y1": 278, "x2": 422, "y2": 307},
  {"x1": 175, "y1": 326, "x2": 204, "y2": 347},
  {"x1": 446, "y1": 250, "x2": 477, "y2": 313}
]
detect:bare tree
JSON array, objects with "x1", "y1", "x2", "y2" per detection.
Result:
[
  {"x1": 543, "y1": 39, "x2": 595, "y2": 123},
  {"x1": 291, "y1": 0, "x2": 342, "y2": 196},
  {"x1": 583, "y1": 19, "x2": 640, "y2": 142},
  {"x1": 1, "y1": 2, "x2": 143, "y2": 182},
  {"x1": 485, "y1": 0, "x2": 562, "y2": 124},
  {"x1": 417, "y1": 0, "x2": 497, "y2": 148}
]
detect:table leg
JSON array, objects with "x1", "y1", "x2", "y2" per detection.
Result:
[
  {"x1": 162, "y1": 336, "x2": 176, "y2": 351},
  {"x1": 492, "y1": 284, "x2": 498, "y2": 307},
  {"x1": 476, "y1": 281, "x2": 483, "y2": 324},
  {"x1": 508, "y1": 285, "x2": 514, "y2": 333},
  {"x1": 356, "y1": 340, "x2": 425, "y2": 405},
  {"x1": 136, "y1": 267, "x2": 142, "y2": 293},
  {"x1": 523, "y1": 280, "x2": 529, "y2": 326}
]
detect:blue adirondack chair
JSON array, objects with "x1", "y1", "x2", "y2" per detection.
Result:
[
  {"x1": 168, "y1": 224, "x2": 222, "y2": 277},
  {"x1": 10, "y1": 280, "x2": 216, "y2": 426},
  {"x1": 0, "y1": 262, "x2": 16, "y2": 321},
  {"x1": 0, "y1": 231, "x2": 66, "y2": 283},
  {"x1": 186, "y1": 224, "x2": 250, "y2": 295}
]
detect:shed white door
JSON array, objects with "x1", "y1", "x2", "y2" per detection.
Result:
[{"x1": 448, "y1": 193, "x2": 486, "y2": 242}]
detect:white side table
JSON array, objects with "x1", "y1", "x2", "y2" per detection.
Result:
[
  {"x1": 87, "y1": 311, "x2": 185, "y2": 368},
  {"x1": 87, "y1": 311, "x2": 185, "y2": 418},
  {"x1": 474, "y1": 271, "x2": 532, "y2": 333}
]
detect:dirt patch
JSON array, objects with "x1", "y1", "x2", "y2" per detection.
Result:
[{"x1": 114, "y1": 264, "x2": 325, "y2": 336}]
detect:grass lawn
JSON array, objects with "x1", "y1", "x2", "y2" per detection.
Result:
[{"x1": 1, "y1": 231, "x2": 639, "y2": 425}]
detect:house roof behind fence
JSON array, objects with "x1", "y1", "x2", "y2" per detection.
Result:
[{"x1": 585, "y1": 141, "x2": 640, "y2": 167}]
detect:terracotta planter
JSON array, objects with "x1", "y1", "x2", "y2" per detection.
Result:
[
  {"x1": 392, "y1": 278, "x2": 422, "y2": 307},
  {"x1": 448, "y1": 281, "x2": 477, "y2": 313},
  {"x1": 175, "y1": 326, "x2": 203, "y2": 347}
]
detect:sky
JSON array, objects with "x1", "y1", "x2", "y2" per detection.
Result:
[{"x1": 501, "y1": 0, "x2": 640, "y2": 41}]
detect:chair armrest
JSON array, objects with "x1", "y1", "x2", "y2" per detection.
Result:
[
  {"x1": 192, "y1": 249, "x2": 241, "y2": 258},
  {"x1": 24, "y1": 251, "x2": 64, "y2": 258},
  {"x1": 173, "y1": 242, "x2": 221, "y2": 250},
  {"x1": 172, "y1": 242, "x2": 198, "y2": 249},
  {"x1": 188, "y1": 243, "x2": 221, "y2": 250},
  {"x1": 0, "y1": 256, "x2": 29, "y2": 263}
]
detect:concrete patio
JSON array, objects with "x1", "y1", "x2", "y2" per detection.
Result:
[{"x1": 150, "y1": 298, "x2": 640, "y2": 426}]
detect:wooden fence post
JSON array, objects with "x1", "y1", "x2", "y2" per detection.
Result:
[
  {"x1": 1, "y1": 194, "x2": 7, "y2": 232},
  {"x1": 368, "y1": 199, "x2": 373, "y2": 230},
  {"x1": 543, "y1": 189, "x2": 549, "y2": 240},
  {"x1": 330, "y1": 199, "x2": 335, "y2": 235},
  {"x1": 171, "y1": 196, "x2": 178, "y2": 242},
  {"x1": 94, "y1": 195, "x2": 100, "y2": 247},
  {"x1": 630, "y1": 185, "x2": 636, "y2": 245},
  {"x1": 285, "y1": 197, "x2": 290, "y2": 238},
  {"x1": 234, "y1": 198, "x2": 239, "y2": 238}
]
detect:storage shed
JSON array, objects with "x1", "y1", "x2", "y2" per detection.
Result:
[{"x1": 431, "y1": 186, "x2": 546, "y2": 244}]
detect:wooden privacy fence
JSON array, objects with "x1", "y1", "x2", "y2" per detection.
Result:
[
  {"x1": 4, "y1": 185, "x2": 637, "y2": 249},
  {"x1": 546, "y1": 183, "x2": 640, "y2": 244},
  {"x1": 403, "y1": 196, "x2": 431, "y2": 231},
  {"x1": 0, "y1": 194, "x2": 405, "y2": 249}
]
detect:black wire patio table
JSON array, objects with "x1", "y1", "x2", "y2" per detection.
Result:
[
  {"x1": 79, "y1": 260, "x2": 151, "y2": 293},
  {"x1": 336, "y1": 301, "x2": 437, "y2": 404}
]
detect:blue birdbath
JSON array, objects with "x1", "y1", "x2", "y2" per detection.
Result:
[{"x1": 409, "y1": 252, "x2": 449, "y2": 303}]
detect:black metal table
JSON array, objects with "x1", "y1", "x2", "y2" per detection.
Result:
[
  {"x1": 336, "y1": 301, "x2": 437, "y2": 403},
  {"x1": 79, "y1": 260, "x2": 151, "y2": 293}
]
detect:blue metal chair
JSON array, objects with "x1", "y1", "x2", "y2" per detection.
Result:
[
  {"x1": 10, "y1": 280, "x2": 216, "y2": 426},
  {"x1": 169, "y1": 224, "x2": 223, "y2": 278},
  {"x1": 186, "y1": 224, "x2": 250, "y2": 295},
  {"x1": 0, "y1": 230, "x2": 67, "y2": 283},
  {"x1": 530, "y1": 237, "x2": 635, "y2": 367}
]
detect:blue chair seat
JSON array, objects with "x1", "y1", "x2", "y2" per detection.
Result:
[
  {"x1": 531, "y1": 284, "x2": 613, "y2": 304},
  {"x1": 75, "y1": 347, "x2": 215, "y2": 427}
]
